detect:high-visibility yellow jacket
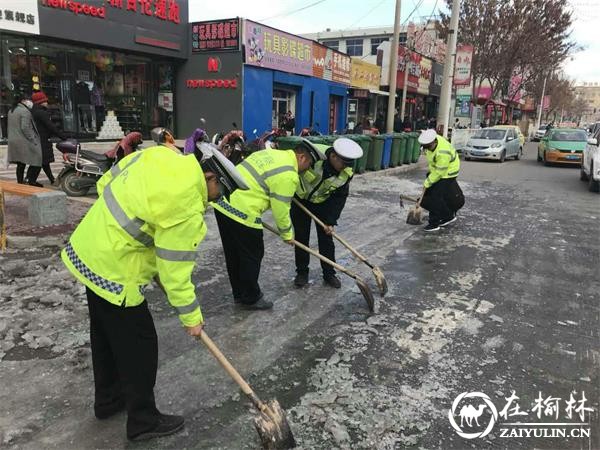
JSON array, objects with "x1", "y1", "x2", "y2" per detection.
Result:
[
  {"x1": 297, "y1": 145, "x2": 353, "y2": 204},
  {"x1": 212, "y1": 149, "x2": 299, "y2": 240},
  {"x1": 61, "y1": 145, "x2": 207, "y2": 327},
  {"x1": 424, "y1": 136, "x2": 460, "y2": 188}
]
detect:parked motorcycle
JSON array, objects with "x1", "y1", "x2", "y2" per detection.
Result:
[
  {"x1": 247, "y1": 127, "x2": 287, "y2": 151},
  {"x1": 55, "y1": 132, "x2": 143, "y2": 197},
  {"x1": 211, "y1": 123, "x2": 248, "y2": 164},
  {"x1": 299, "y1": 125, "x2": 322, "y2": 137}
]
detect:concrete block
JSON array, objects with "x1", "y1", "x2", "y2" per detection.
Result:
[{"x1": 27, "y1": 191, "x2": 67, "y2": 227}]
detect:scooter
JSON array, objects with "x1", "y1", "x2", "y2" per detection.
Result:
[{"x1": 55, "y1": 133, "x2": 142, "y2": 197}]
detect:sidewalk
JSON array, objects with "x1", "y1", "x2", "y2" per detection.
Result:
[{"x1": 1, "y1": 149, "x2": 426, "y2": 248}]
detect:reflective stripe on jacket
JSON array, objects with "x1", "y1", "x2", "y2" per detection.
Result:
[
  {"x1": 212, "y1": 149, "x2": 299, "y2": 240},
  {"x1": 61, "y1": 145, "x2": 208, "y2": 327},
  {"x1": 424, "y1": 136, "x2": 460, "y2": 188},
  {"x1": 297, "y1": 158, "x2": 353, "y2": 204}
]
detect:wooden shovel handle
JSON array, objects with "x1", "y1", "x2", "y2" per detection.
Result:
[
  {"x1": 263, "y1": 222, "x2": 352, "y2": 277},
  {"x1": 292, "y1": 198, "x2": 371, "y2": 267},
  {"x1": 198, "y1": 331, "x2": 264, "y2": 410}
]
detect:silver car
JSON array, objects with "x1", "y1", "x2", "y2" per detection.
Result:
[
  {"x1": 463, "y1": 128, "x2": 522, "y2": 162},
  {"x1": 533, "y1": 126, "x2": 548, "y2": 141}
]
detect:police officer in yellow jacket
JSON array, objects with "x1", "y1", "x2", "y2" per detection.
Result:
[
  {"x1": 61, "y1": 128, "x2": 248, "y2": 442},
  {"x1": 292, "y1": 138, "x2": 363, "y2": 288},
  {"x1": 418, "y1": 129, "x2": 464, "y2": 232},
  {"x1": 213, "y1": 142, "x2": 322, "y2": 310}
]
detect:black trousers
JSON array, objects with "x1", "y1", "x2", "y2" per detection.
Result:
[
  {"x1": 15, "y1": 163, "x2": 41, "y2": 184},
  {"x1": 214, "y1": 210, "x2": 264, "y2": 304},
  {"x1": 86, "y1": 288, "x2": 161, "y2": 438},
  {"x1": 421, "y1": 177, "x2": 465, "y2": 225},
  {"x1": 290, "y1": 200, "x2": 336, "y2": 278}
]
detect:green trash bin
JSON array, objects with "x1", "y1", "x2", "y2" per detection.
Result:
[
  {"x1": 398, "y1": 133, "x2": 408, "y2": 166},
  {"x1": 367, "y1": 135, "x2": 385, "y2": 170},
  {"x1": 390, "y1": 133, "x2": 403, "y2": 167},
  {"x1": 411, "y1": 132, "x2": 421, "y2": 163},
  {"x1": 404, "y1": 133, "x2": 415, "y2": 164},
  {"x1": 344, "y1": 134, "x2": 371, "y2": 173},
  {"x1": 275, "y1": 135, "x2": 303, "y2": 149},
  {"x1": 355, "y1": 135, "x2": 372, "y2": 173},
  {"x1": 305, "y1": 135, "x2": 326, "y2": 145}
]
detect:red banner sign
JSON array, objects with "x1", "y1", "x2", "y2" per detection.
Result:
[{"x1": 192, "y1": 18, "x2": 240, "y2": 52}]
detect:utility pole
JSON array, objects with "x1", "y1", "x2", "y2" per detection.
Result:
[
  {"x1": 536, "y1": 75, "x2": 548, "y2": 131},
  {"x1": 386, "y1": 0, "x2": 401, "y2": 133},
  {"x1": 437, "y1": 0, "x2": 460, "y2": 138},
  {"x1": 399, "y1": 43, "x2": 410, "y2": 123}
]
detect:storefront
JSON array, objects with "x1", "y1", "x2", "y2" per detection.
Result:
[
  {"x1": 176, "y1": 19, "x2": 350, "y2": 138},
  {"x1": 0, "y1": 0, "x2": 188, "y2": 141},
  {"x1": 347, "y1": 58, "x2": 382, "y2": 130},
  {"x1": 241, "y1": 20, "x2": 349, "y2": 137}
]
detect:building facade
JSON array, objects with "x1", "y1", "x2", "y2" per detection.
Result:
[
  {"x1": 0, "y1": 0, "x2": 188, "y2": 141},
  {"x1": 574, "y1": 83, "x2": 600, "y2": 124}
]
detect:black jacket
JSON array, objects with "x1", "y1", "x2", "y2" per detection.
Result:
[{"x1": 31, "y1": 104, "x2": 66, "y2": 165}]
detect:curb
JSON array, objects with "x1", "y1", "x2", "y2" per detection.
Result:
[
  {"x1": 356, "y1": 159, "x2": 427, "y2": 178},
  {"x1": 5, "y1": 234, "x2": 67, "y2": 250}
]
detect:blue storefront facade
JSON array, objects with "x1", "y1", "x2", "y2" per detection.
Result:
[
  {"x1": 243, "y1": 65, "x2": 348, "y2": 138},
  {"x1": 177, "y1": 18, "x2": 349, "y2": 139}
]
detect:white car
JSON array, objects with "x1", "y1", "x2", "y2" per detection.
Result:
[
  {"x1": 581, "y1": 136, "x2": 600, "y2": 192},
  {"x1": 533, "y1": 126, "x2": 547, "y2": 142}
]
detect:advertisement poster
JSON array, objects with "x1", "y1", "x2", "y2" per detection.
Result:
[
  {"x1": 454, "y1": 44, "x2": 473, "y2": 86},
  {"x1": 244, "y1": 19, "x2": 312, "y2": 76},
  {"x1": 417, "y1": 57, "x2": 432, "y2": 95},
  {"x1": 192, "y1": 18, "x2": 239, "y2": 52},
  {"x1": 350, "y1": 58, "x2": 381, "y2": 91},
  {"x1": 158, "y1": 92, "x2": 173, "y2": 112}
]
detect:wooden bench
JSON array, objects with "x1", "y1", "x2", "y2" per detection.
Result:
[{"x1": 0, "y1": 180, "x2": 68, "y2": 237}]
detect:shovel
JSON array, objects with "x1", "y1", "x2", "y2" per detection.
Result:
[
  {"x1": 400, "y1": 194, "x2": 424, "y2": 225},
  {"x1": 263, "y1": 222, "x2": 375, "y2": 312},
  {"x1": 198, "y1": 330, "x2": 296, "y2": 449},
  {"x1": 292, "y1": 199, "x2": 387, "y2": 296}
]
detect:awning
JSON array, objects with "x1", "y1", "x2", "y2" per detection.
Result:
[{"x1": 369, "y1": 89, "x2": 398, "y2": 97}]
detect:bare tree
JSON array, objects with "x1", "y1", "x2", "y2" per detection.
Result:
[{"x1": 438, "y1": 0, "x2": 576, "y2": 109}]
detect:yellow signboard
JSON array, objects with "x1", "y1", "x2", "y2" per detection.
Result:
[{"x1": 350, "y1": 59, "x2": 381, "y2": 91}]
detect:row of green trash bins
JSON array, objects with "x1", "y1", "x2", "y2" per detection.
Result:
[{"x1": 275, "y1": 132, "x2": 422, "y2": 173}]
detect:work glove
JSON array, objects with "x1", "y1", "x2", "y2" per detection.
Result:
[{"x1": 184, "y1": 128, "x2": 207, "y2": 154}]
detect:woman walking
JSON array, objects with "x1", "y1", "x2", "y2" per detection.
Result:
[
  {"x1": 7, "y1": 93, "x2": 43, "y2": 186},
  {"x1": 31, "y1": 92, "x2": 66, "y2": 185}
]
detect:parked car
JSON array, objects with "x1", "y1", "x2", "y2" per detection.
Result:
[
  {"x1": 537, "y1": 128, "x2": 588, "y2": 166},
  {"x1": 580, "y1": 133, "x2": 600, "y2": 192},
  {"x1": 463, "y1": 127, "x2": 522, "y2": 162},
  {"x1": 533, "y1": 125, "x2": 548, "y2": 141},
  {"x1": 493, "y1": 125, "x2": 525, "y2": 146}
]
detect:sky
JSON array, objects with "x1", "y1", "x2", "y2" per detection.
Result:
[{"x1": 189, "y1": 0, "x2": 599, "y2": 85}]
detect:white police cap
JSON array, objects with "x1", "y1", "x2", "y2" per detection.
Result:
[
  {"x1": 333, "y1": 138, "x2": 363, "y2": 161},
  {"x1": 418, "y1": 129, "x2": 438, "y2": 145}
]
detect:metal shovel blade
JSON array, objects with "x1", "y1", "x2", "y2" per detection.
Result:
[
  {"x1": 406, "y1": 206, "x2": 424, "y2": 225},
  {"x1": 355, "y1": 276, "x2": 375, "y2": 312},
  {"x1": 254, "y1": 399, "x2": 296, "y2": 449},
  {"x1": 372, "y1": 265, "x2": 388, "y2": 296}
]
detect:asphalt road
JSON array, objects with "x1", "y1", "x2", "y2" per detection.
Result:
[{"x1": 0, "y1": 142, "x2": 598, "y2": 449}]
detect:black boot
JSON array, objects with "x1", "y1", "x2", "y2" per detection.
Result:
[
  {"x1": 128, "y1": 414, "x2": 185, "y2": 441},
  {"x1": 324, "y1": 274, "x2": 341, "y2": 289},
  {"x1": 294, "y1": 272, "x2": 308, "y2": 288}
]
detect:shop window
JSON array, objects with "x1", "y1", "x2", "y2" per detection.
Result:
[
  {"x1": 0, "y1": 35, "x2": 27, "y2": 141},
  {"x1": 370, "y1": 37, "x2": 387, "y2": 55},
  {"x1": 346, "y1": 39, "x2": 363, "y2": 57},
  {"x1": 322, "y1": 40, "x2": 339, "y2": 51},
  {"x1": 399, "y1": 33, "x2": 407, "y2": 46}
]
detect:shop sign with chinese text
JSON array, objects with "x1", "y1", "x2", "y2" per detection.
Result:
[
  {"x1": 0, "y1": 0, "x2": 39, "y2": 35},
  {"x1": 350, "y1": 58, "x2": 381, "y2": 91},
  {"x1": 244, "y1": 19, "x2": 312, "y2": 76},
  {"x1": 312, "y1": 43, "x2": 350, "y2": 85},
  {"x1": 192, "y1": 18, "x2": 239, "y2": 52}
]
